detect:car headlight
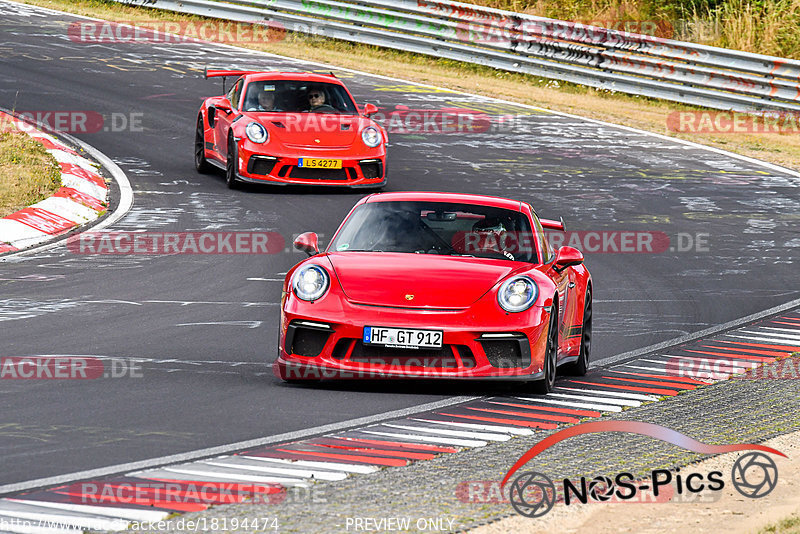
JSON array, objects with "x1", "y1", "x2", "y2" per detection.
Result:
[
  {"x1": 245, "y1": 122, "x2": 268, "y2": 143},
  {"x1": 361, "y1": 126, "x2": 381, "y2": 147},
  {"x1": 497, "y1": 276, "x2": 538, "y2": 312},
  {"x1": 292, "y1": 265, "x2": 330, "y2": 302}
]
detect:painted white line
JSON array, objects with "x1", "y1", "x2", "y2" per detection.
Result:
[
  {"x1": 135, "y1": 467, "x2": 309, "y2": 487},
  {"x1": 360, "y1": 430, "x2": 486, "y2": 447},
  {"x1": 555, "y1": 386, "x2": 660, "y2": 401},
  {"x1": 31, "y1": 197, "x2": 99, "y2": 224},
  {"x1": 738, "y1": 331, "x2": 800, "y2": 342},
  {"x1": 47, "y1": 150, "x2": 96, "y2": 172},
  {"x1": 382, "y1": 423, "x2": 510, "y2": 442},
  {"x1": 546, "y1": 392, "x2": 640, "y2": 407},
  {"x1": 613, "y1": 364, "x2": 673, "y2": 375},
  {"x1": 758, "y1": 326, "x2": 800, "y2": 335},
  {"x1": 175, "y1": 321, "x2": 263, "y2": 328},
  {"x1": 513, "y1": 396, "x2": 623, "y2": 412},
  {"x1": 246, "y1": 278, "x2": 284, "y2": 281},
  {"x1": 721, "y1": 334, "x2": 800, "y2": 346},
  {"x1": 411, "y1": 418, "x2": 533, "y2": 436},
  {"x1": 660, "y1": 354, "x2": 754, "y2": 369},
  {"x1": 608, "y1": 369, "x2": 713, "y2": 384},
  {"x1": 4, "y1": 499, "x2": 167, "y2": 523},
  {"x1": 639, "y1": 358, "x2": 678, "y2": 366},
  {"x1": 240, "y1": 456, "x2": 378, "y2": 474},
  {"x1": 60, "y1": 173, "x2": 108, "y2": 200},
  {"x1": 0, "y1": 219, "x2": 50, "y2": 249},
  {"x1": 200, "y1": 459, "x2": 347, "y2": 481}
]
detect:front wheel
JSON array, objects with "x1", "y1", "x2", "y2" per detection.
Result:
[
  {"x1": 564, "y1": 288, "x2": 592, "y2": 376},
  {"x1": 530, "y1": 306, "x2": 558, "y2": 394},
  {"x1": 194, "y1": 116, "x2": 212, "y2": 174},
  {"x1": 225, "y1": 136, "x2": 239, "y2": 189}
]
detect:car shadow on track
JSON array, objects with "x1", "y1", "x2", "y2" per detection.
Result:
[{"x1": 276, "y1": 378, "x2": 535, "y2": 397}]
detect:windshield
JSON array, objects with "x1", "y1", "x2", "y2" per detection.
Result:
[
  {"x1": 329, "y1": 201, "x2": 539, "y2": 263},
  {"x1": 242, "y1": 80, "x2": 358, "y2": 114}
]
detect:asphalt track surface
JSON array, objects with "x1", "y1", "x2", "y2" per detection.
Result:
[{"x1": 0, "y1": 1, "x2": 798, "y2": 487}]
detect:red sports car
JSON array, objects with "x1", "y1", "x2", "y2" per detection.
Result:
[
  {"x1": 274, "y1": 192, "x2": 592, "y2": 392},
  {"x1": 195, "y1": 69, "x2": 387, "y2": 188}
]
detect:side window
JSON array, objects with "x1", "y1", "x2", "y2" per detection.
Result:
[{"x1": 228, "y1": 78, "x2": 244, "y2": 109}]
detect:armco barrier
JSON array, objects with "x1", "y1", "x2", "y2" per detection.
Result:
[{"x1": 113, "y1": 0, "x2": 800, "y2": 112}]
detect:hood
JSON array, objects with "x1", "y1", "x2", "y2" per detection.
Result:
[
  {"x1": 244, "y1": 113, "x2": 365, "y2": 147},
  {"x1": 326, "y1": 252, "x2": 518, "y2": 308}
]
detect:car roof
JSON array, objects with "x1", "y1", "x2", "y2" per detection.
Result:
[
  {"x1": 244, "y1": 72, "x2": 344, "y2": 85},
  {"x1": 363, "y1": 191, "x2": 524, "y2": 211}
]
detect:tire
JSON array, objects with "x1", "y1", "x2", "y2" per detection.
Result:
[
  {"x1": 564, "y1": 288, "x2": 592, "y2": 376},
  {"x1": 194, "y1": 116, "x2": 212, "y2": 174},
  {"x1": 225, "y1": 136, "x2": 239, "y2": 189},
  {"x1": 530, "y1": 305, "x2": 558, "y2": 394}
]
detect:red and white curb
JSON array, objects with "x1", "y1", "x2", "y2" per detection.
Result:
[
  {"x1": 0, "y1": 112, "x2": 109, "y2": 254},
  {"x1": 0, "y1": 310, "x2": 798, "y2": 532}
]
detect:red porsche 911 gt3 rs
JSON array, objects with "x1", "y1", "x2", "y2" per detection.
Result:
[
  {"x1": 274, "y1": 192, "x2": 592, "y2": 393},
  {"x1": 195, "y1": 69, "x2": 387, "y2": 189}
]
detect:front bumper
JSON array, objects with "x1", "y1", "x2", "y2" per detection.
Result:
[
  {"x1": 274, "y1": 299, "x2": 551, "y2": 381},
  {"x1": 235, "y1": 143, "x2": 386, "y2": 187}
]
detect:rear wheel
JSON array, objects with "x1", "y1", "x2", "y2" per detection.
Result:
[
  {"x1": 194, "y1": 116, "x2": 212, "y2": 174},
  {"x1": 225, "y1": 136, "x2": 239, "y2": 189},
  {"x1": 564, "y1": 288, "x2": 592, "y2": 376},
  {"x1": 530, "y1": 306, "x2": 558, "y2": 394}
]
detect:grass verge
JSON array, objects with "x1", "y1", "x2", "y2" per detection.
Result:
[
  {"x1": 14, "y1": 0, "x2": 800, "y2": 175},
  {"x1": 0, "y1": 118, "x2": 61, "y2": 218},
  {"x1": 759, "y1": 514, "x2": 800, "y2": 534}
]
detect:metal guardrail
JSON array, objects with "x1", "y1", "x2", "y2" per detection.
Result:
[{"x1": 114, "y1": 0, "x2": 800, "y2": 112}]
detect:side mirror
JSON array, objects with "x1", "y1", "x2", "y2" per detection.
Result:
[
  {"x1": 215, "y1": 99, "x2": 233, "y2": 114},
  {"x1": 294, "y1": 232, "x2": 319, "y2": 256},
  {"x1": 554, "y1": 246, "x2": 583, "y2": 271},
  {"x1": 363, "y1": 103, "x2": 378, "y2": 117}
]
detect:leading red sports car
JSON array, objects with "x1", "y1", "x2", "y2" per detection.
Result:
[
  {"x1": 195, "y1": 69, "x2": 387, "y2": 188},
  {"x1": 274, "y1": 192, "x2": 592, "y2": 392}
]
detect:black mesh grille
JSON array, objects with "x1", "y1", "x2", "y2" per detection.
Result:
[
  {"x1": 358, "y1": 161, "x2": 382, "y2": 179},
  {"x1": 247, "y1": 157, "x2": 276, "y2": 176},
  {"x1": 288, "y1": 167, "x2": 349, "y2": 180},
  {"x1": 455, "y1": 345, "x2": 476, "y2": 368},
  {"x1": 332, "y1": 339, "x2": 352, "y2": 360},
  {"x1": 350, "y1": 342, "x2": 458, "y2": 368},
  {"x1": 290, "y1": 328, "x2": 330, "y2": 358},
  {"x1": 480, "y1": 339, "x2": 526, "y2": 368}
]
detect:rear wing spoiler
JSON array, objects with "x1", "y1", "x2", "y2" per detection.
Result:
[
  {"x1": 204, "y1": 68, "x2": 260, "y2": 79},
  {"x1": 540, "y1": 217, "x2": 566, "y2": 232}
]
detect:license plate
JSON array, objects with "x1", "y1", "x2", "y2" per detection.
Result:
[
  {"x1": 298, "y1": 158, "x2": 342, "y2": 169},
  {"x1": 363, "y1": 326, "x2": 443, "y2": 349}
]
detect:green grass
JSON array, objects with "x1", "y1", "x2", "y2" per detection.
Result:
[
  {"x1": 0, "y1": 122, "x2": 61, "y2": 218},
  {"x1": 758, "y1": 514, "x2": 800, "y2": 534}
]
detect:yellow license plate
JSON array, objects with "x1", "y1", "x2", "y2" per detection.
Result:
[{"x1": 299, "y1": 158, "x2": 342, "y2": 169}]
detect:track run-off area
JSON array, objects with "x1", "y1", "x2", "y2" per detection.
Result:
[{"x1": 0, "y1": 1, "x2": 799, "y2": 531}]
